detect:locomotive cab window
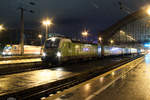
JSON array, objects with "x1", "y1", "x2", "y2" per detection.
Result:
[
  {"x1": 4, "y1": 46, "x2": 12, "y2": 50},
  {"x1": 68, "y1": 42, "x2": 71, "y2": 49},
  {"x1": 45, "y1": 38, "x2": 60, "y2": 49},
  {"x1": 65, "y1": 42, "x2": 70, "y2": 49}
]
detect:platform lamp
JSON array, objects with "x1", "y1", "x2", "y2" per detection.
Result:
[
  {"x1": 110, "y1": 40, "x2": 114, "y2": 44},
  {"x1": 98, "y1": 36, "x2": 102, "y2": 43},
  {"x1": 42, "y1": 19, "x2": 52, "y2": 40},
  {"x1": 38, "y1": 34, "x2": 42, "y2": 55},
  {"x1": 38, "y1": 34, "x2": 42, "y2": 45},
  {"x1": 82, "y1": 31, "x2": 88, "y2": 42},
  {"x1": 0, "y1": 24, "x2": 4, "y2": 31}
]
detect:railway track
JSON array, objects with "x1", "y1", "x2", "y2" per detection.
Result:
[
  {"x1": 0, "y1": 55, "x2": 143, "y2": 100},
  {"x1": 0, "y1": 62, "x2": 45, "y2": 75}
]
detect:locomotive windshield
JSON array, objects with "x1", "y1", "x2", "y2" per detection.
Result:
[
  {"x1": 45, "y1": 38, "x2": 60, "y2": 48},
  {"x1": 4, "y1": 45, "x2": 12, "y2": 50}
]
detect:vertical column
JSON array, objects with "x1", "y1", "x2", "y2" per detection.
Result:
[{"x1": 20, "y1": 8, "x2": 24, "y2": 55}]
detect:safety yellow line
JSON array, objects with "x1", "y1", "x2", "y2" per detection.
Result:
[
  {"x1": 45, "y1": 56, "x2": 144, "y2": 100},
  {"x1": 99, "y1": 56, "x2": 144, "y2": 77}
]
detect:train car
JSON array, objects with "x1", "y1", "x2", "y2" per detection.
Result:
[
  {"x1": 137, "y1": 48, "x2": 145, "y2": 54},
  {"x1": 104, "y1": 46, "x2": 124, "y2": 56},
  {"x1": 103, "y1": 46, "x2": 111, "y2": 56},
  {"x1": 130, "y1": 48, "x2": 137, "y2": 54},
  {"x1": 141, "y1": 49, "x2": 145, "y2": 54},
  {"x1": 2, "y1": 44, "x2": 41, "y2": 56},
  {"x1": 41, "y1": 37, "x2": 100, "y2": 65},
  {"x1": 42, "y1": 36, "x2": 143, "y2": 65},
  {"x1": 122, "y1": 48, "x2": 131, "y2": 55},
  {"x1": 109, "y1": 47, "x2": 123, "y2": 55}
]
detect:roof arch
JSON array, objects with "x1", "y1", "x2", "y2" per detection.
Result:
[{"x1": 100, "y1": 8, "x2": 149, "y2": 40}]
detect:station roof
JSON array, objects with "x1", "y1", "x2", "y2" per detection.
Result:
[{"x1": 101, "y1": 8, "x2": 149, "y2": 40}]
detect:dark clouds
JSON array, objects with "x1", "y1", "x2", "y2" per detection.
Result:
[{"x1": 0, "y1": 0, "x2": 149, "y2": 35}]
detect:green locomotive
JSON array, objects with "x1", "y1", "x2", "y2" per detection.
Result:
[
  {"x1": 41, "y1": 36, "x2": 144, "y2": 65},
  {"x1": 41, "y1": 36, "x2": 101, "y2": 65}
]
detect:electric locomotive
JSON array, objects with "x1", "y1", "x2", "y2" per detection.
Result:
[{"x1": 41, "y1": 36, "x2": 101, "y2": 65}]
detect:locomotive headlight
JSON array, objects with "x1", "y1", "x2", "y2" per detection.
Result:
[
  {"x1": 42, "y1": 52, "x2": 46, "y2": 57},
  {"x1": 8, "y1": 52, "x2": 12, "y2": 55},
  {"x1": 56, "y1": 52, "x2": 61, "y2": 57},
  {"x1": 2, "y1": 52, "x2": 6, "y2": 55}
]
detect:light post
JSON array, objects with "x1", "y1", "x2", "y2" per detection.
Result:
[
  {"x1": 98, "y1": 36, "x2": 102, "y2": 43},
  {"x1": 147, "y1": 7, "x2": 150, "y2": 15},
  {"x1": 18, "y1": 1, "x2": 36, "y2": 55},
  {"x1": 110, "y1": 39, "x2": 114, "y2": 44},
  {"x1": 38, "y1": 34, "x2": 42, "y2": 55},
  {"x1": 20, "y1": 8, "x2": 24, "y2": 55},
  {"x1": 98, "y1": 36, "x2": 104, "y2": 57},
  {"x1": 42, "y1": 19, "x2": 52, "y2": 40},
  {"x1": 82, "y1": 31, "x2": 88, "y2": 42},
  {"x1": 38, "y1": 34, "x2": 42, "y2": 46},
  {"x1": 0, "y1": 25, "x2": 4, "y2": 31}
]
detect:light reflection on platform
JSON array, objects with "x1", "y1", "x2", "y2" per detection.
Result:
[{"x1": 0, "y1": 68, "x2": 73, "y2": 95}]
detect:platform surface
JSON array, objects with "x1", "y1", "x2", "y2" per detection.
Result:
[{"x1": 46, "y1": 55, "x2": 148, "y2": 100}]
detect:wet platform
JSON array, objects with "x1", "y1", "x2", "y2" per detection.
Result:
[
  {"x1": 45, "y1": 55, "x2": 147, "y2": 100},
  {"x1": 0, "y1": 69, "x2": 73, "y2": 97},
  {"x1": 0, "y1": 56, "x2": 133, "y2": 99}
]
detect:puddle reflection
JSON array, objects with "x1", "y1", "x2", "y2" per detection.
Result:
[
  {"x1": 145, "y1": 54, "x2": 150, "y2": 65},
  {"x1": 84, "y1": 83, "x2": 91, "y2": 92},
  {"x1": 99, "y1": 77, "x2": 104, "y2": 83}
]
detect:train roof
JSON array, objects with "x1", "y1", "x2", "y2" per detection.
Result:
[
  {"x1": 71, "y1": 40, "x2": 98, "y2": 45},
  {"x1": 47, "y1": 36, "x2": 69, "y2": 40},
  {"x1": 47, "y1": 36, "x2": 98, "y2": 45}
]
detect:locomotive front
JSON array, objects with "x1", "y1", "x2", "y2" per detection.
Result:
[
  {"x1": 2, "y1": 45, "x2": 13, "y2": 56},
  {"x1": 41, "y1": 37, "x2": 61, "y2": 64}
]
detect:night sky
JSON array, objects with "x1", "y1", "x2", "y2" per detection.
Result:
[{"x1": 0, "y1": 0, "x2": 150, "y2": 37}]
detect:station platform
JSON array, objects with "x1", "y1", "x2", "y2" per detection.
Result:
[
  {"x1": 0, "y1": 55, "x2": 41, "y2": 66},
  {"x1": 0, "y1": 58, "x2": 41, "y2": 65},
  {"x1": 0, "y1": 56, "x2": 41, "y2": 75},
  {"x1": 45, "y1": 54, "x2": 148, "y2": 100},
  {"x1": 0, "y1": 55, "x2": 41, "y2": 61}
]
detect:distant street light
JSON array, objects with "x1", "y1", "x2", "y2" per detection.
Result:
[
  {"x1": 110, "y1": 40, "x2": 114, "y2": 44},
  {"x1": 82, "y1": 31, "x2": 88, "y2": 37},
  {"x1": 82, "y1": 31, "x2": 88, "y2": 41},
  {"x1": 38, "y1": 34, "x2": 42, "y2": 39},
  {"x1": 120, "y1": 30, "x2": 125, "y2": 35},
  {"x1": 147, "y1": 7, "x2": 150, "y2": 15},
  {"x1": 38, "y1": 34, "x2": 43, "y2": 54},
  {"x1": 0, "y1": 25, "x2": 4, "y2": 31},
  {"x1": 38, "y1": 34, "x2": 42, "y2": 45},
  {"x1": 98, "y1": 36, "x2": 102, "y2": 42},
  {"x1": 42, "y1": 19, "x2": 52, "y2": 40}
]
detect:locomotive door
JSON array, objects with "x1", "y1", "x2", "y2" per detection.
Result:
[
  {"x1": 65, "y1": 42, "x2": 71, "y2": 60},
  {"x1": 61, "y1": 41, "x2": 70, "y2": 61}
]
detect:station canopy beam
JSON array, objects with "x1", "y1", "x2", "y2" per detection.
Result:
[{"x1": 100, "y1": 7, "x2": 150, "y2": 46}]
